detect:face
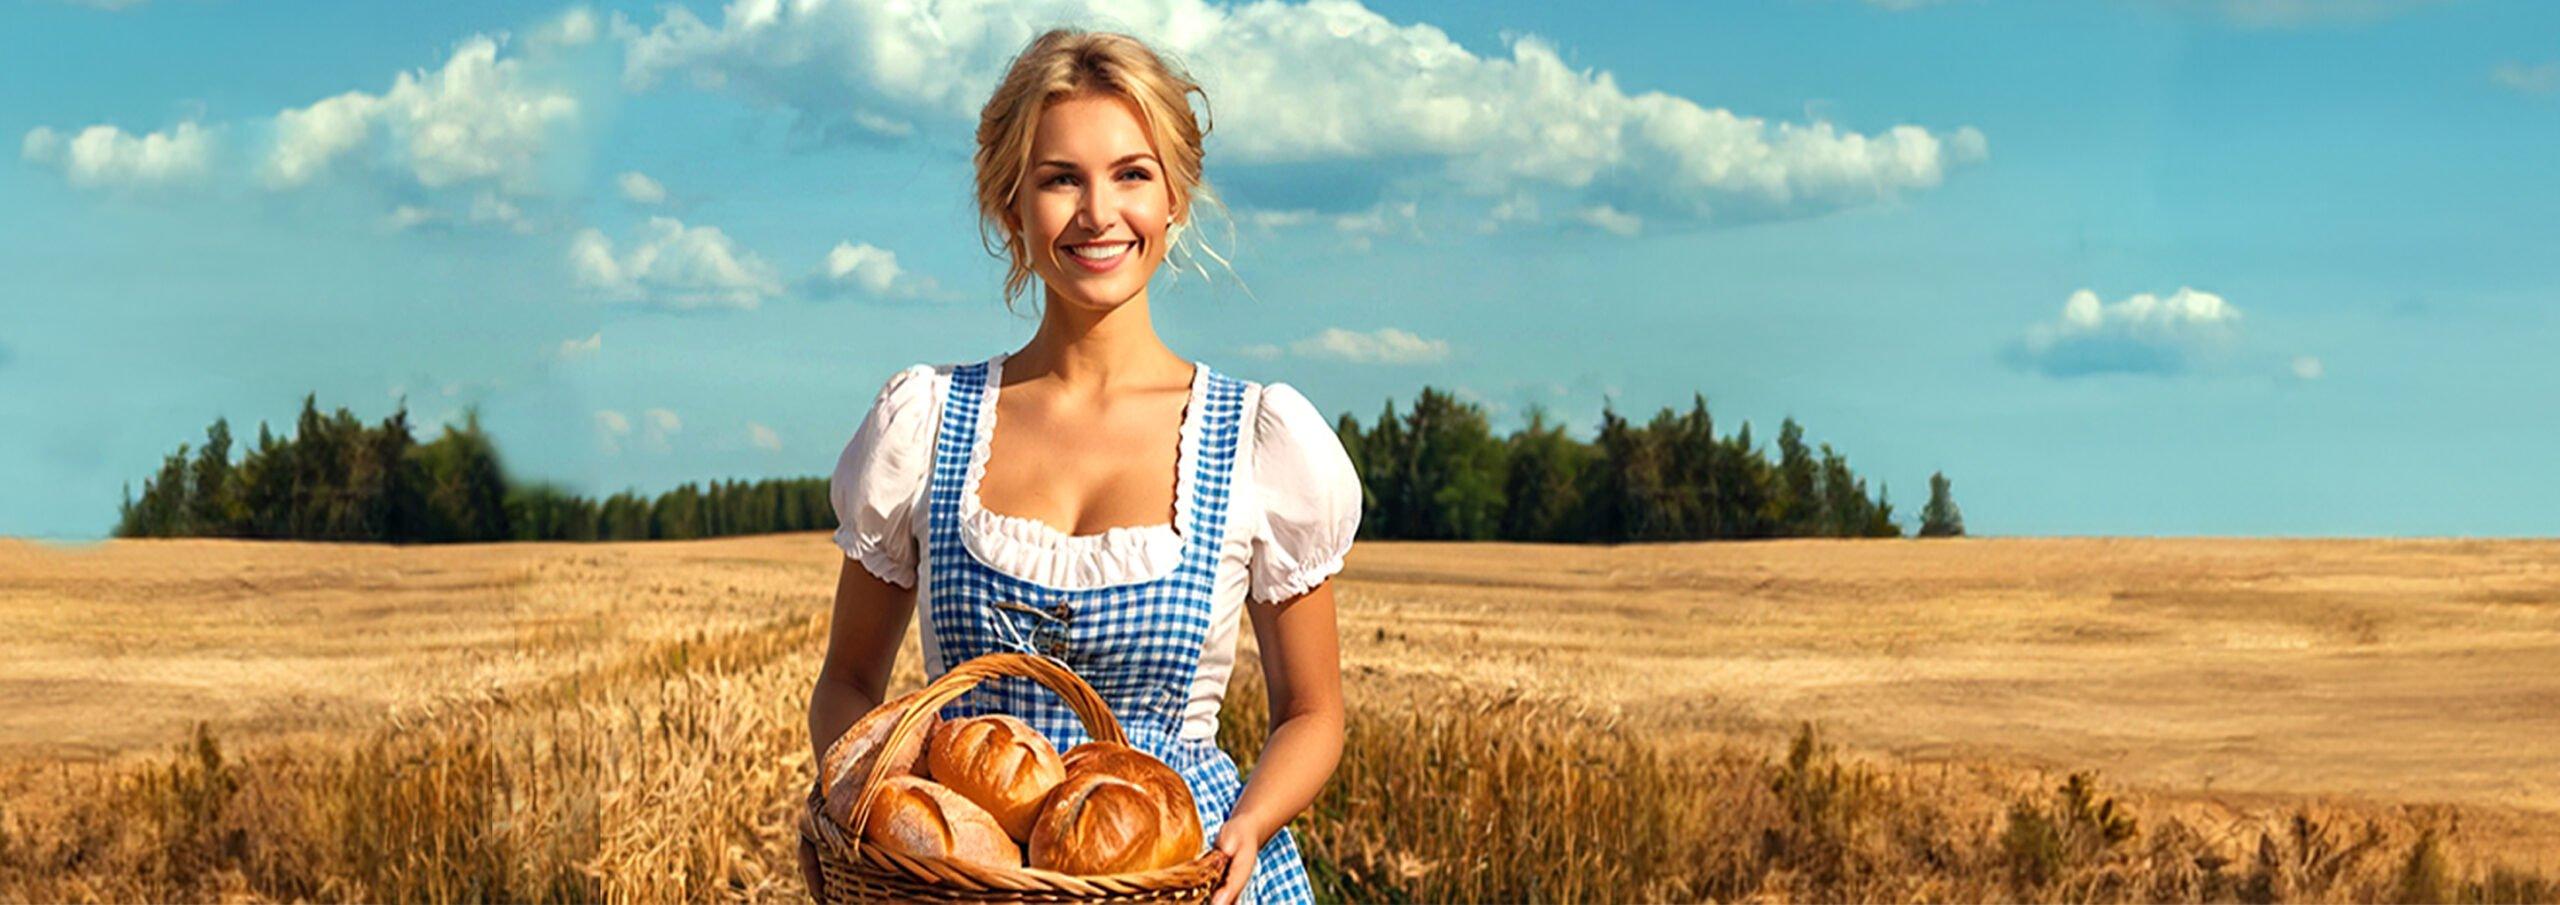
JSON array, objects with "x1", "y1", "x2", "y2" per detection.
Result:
[{"x1": 1011, "y1": 91, "x2": 1181, "y2": 312}]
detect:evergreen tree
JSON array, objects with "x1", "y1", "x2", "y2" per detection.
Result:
[
  {"x1": 1919, "y1": 470, "x2": 1966, "y2": 538},
  {"x1": 1775, "y1": 418, "x2": 1821, "y2": 535},
  {"x1": 1498, "y1": 406, "x2": 1587, "y2": 541},
  {"x1": 186, "y1": 418, "x2": 236, "y2": 536}
]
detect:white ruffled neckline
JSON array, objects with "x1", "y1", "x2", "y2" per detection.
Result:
[{"x1": 956, "y1": 350, "x2": 1203, "y2": 590}]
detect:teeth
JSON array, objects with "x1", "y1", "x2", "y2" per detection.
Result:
[{"x1": 1067, "y1": 242, "x2": 1132, "y2": 260}]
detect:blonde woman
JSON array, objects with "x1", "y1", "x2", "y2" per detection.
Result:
[{"x1": 800, "y1": 28, "x2": 1354, "y2": 905}]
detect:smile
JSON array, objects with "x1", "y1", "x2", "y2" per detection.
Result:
[{"x1": 1062, "y1": 240, "x2": 1135, "y2": 273}]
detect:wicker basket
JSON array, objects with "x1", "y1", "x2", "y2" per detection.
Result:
[{"x1": 801, "y1": 652, "x2": 1231, "y2": 903}]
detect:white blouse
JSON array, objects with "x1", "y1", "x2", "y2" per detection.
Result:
[{"x1": 828, "y1": 352, "x2": 1362, "y2": 742}]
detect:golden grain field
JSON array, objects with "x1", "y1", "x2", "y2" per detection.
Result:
[{"x1": 1, "y1": 534, "x2": 2554, "y2": 902}]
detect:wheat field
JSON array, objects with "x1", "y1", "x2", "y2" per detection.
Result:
[{"x1": 1, "y1": 534, "x2": 2554, "y2": 902}]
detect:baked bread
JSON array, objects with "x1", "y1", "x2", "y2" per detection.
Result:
[
  {"x1": 1027, "y1": 741, "x2": 1205, "y2": 875},
  {"x1": 860, "y1": 775, "x2": 1024, "y2": 870},
  {"x1": 926, "y1": 714, "x2": 1066, "y2": 840},
  {"x1": 819, "y1": 688, "x2": 939, "y2": 833}
]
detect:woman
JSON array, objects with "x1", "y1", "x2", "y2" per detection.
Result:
[{"x1": 797, "y1": 28, "x2": 1355, "y2": 905}]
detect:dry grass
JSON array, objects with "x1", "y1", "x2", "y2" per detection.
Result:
[{"x1": 2, "y1": 534, "x2": 2556, "y2": 902}]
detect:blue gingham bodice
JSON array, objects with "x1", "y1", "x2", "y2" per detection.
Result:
[{"x1": 919, "y1": 355, "x2": 1315, "y2": 904}]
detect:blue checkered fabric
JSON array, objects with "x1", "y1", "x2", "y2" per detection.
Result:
[{"x1": 921, "y1": 356, "x2": 1316, "y2": 905}]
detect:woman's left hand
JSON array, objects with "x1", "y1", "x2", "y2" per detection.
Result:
[{"x1": 1207, "y1": 823, "x2": 1259, "y2": 905}]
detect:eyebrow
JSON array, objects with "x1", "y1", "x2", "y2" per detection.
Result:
[{"x1": 1033, "y1": 153, "x2": 1159, "y2": 170}]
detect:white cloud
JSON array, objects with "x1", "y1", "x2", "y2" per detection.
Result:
[
  {"x1": 535, "y1": 7, "x2": 601, "y2": 48},
  {"x1": 383, "y1": 205, "x2": 441, "y2": 231},
  {"x1": 594, "y1": 408, "x2": 632, "y2": 455},
  {"x1": 1237, "y1": 342, "x2": 1283, "y2": 361},
  {"x1": 2007, "y1": 287, "x2": 2243, "y2": 378},
  {"x1": 746, "y1": 421, "x2": 784, "y2": 451},
  {"x1": 263, "y1": 34, "x2": 577, "y2": 193},
  {"x1": 599, "y1": 406, "x2": 682, "y2": 454},
  {"x1": 617, "y1": 170, "x2": 667, "y2": 203},
  {"x1": 642, "y1": 408, "x2": 682, "y2": 453},
  {"x1": 21, "y1": 121, "x2": 214, "y2": 189},
  {"x1": 2492, "y1": 61, "x2": 2559, "y2": 95},
  {"x1": 617, "y1": 0, "x2": 1986, "y2": 228},
  {"x1": 1574, "y1": 204, "x2": 1643, "y2": 237},
  {"x1": 469, "y1": 191, "x2": 532, "y2": 232},
  {"x1": 556, "y1": 331, "x2": 602, "y2": 360},
  {"x1": 1287, "y1": 327, "x2": 1451, "y2": 365},
  {"x1": 806, "y1": 240, "x2": 941, "y2": 299},
  {"x1": 2290, "y1": 355, "x2": 2324, "y2": 380},
  {"x1": 571, "y1": 215, "x2": 782, "y2": 310}
]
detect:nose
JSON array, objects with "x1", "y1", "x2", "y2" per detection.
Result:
[{"x1": 1075, "y1": 180, "x2": 1117, "y2": 235}]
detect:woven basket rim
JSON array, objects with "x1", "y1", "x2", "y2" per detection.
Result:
[{"x1": 806, "y1": 652, "x2": 1229, "y2": 900}]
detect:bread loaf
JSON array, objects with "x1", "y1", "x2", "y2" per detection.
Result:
[
  {"x1": 819, "y1": 688, "x2": 939, "y2": 833},
  {"x1": 860, "y1": 775, "x2": 1024, "y2": 870},
  {"x1": 925, "y1": 714, "x2": 1066, "y2": 840},
  {"x1": 1027, "y1": 741, "x2": 1204, "y2": 875}
]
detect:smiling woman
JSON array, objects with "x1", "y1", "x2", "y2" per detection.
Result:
[
  {"x1": 802, "y1": 27, "x2": 1349, "y2": 905},
  {"x1": 971, "y1": 29, "x2": 1225, "y2": 311}
]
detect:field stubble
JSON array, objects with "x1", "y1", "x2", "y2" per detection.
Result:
[{"x1": 0, "y1": 534, "x2": 2552, "y2": 902}]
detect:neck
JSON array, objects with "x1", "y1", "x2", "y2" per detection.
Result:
[{"x1": 1010, "y1": 285, "x2": 1185, "y2": 391}]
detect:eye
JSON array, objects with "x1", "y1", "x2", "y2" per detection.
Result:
[
  {"x1": 1117, "y1": 167, "x2": 1152, "y2": 182},
  {"x1": 1042, "y1": 172, "x2": 1079, "y2": 188}
]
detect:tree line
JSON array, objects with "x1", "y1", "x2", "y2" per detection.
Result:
[
  {"x1": 1335, "y1": 389, "x2": 1964, "y2": 542},
  {"x1": 113, "y1": 394, "x2": 830, "y2": 543},
  {"x1": 115, "y1": 390, "x2": 1964, "y2": 543}
]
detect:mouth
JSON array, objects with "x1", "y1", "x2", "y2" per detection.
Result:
[{"x1": 1060, "y1": 238, "x2": 1136, "y2": 274}]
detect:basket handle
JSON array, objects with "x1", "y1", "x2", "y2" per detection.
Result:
[{"x1": 843, "y1": 652, "x2": 1128, "y2": 856}]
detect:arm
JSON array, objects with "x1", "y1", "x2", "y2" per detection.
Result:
[
  {"x1": 808, "y1": 555, "x2": 918, "y2": 782},
  {"x1": 1212, "y1": 574, "x2": 1345, "y2": 897},
  {"x1": 801, "y1": 556, "x2": 916, "y2": 896}
]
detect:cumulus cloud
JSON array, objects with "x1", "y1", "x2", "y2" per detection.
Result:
[
  {"x1": 804, "y1": 240, "x2": 943, "y2": 299},
  {"x1": 555, "y1": 331, "x2": 603, "y2": 360},
  {"x1": 262, "y1": 34, "x2": 577, "y2": 193},
  {"x1": 2005, "y1": 287, "x2": 2243, "y2": 378},
  {"x1": 617, "y1": 0, "x2": 1986, "y2": 228},
  {"x1": 747, "y1": 421, "x2": 784, "y2": 451},
  {"x1": 1574, "y1": 204, "x2": 1643, "y2": 237},
  {"x1": 2492, "y1": 61, "x2": 2559, "y2": 95},
  {"x1": 534, "y1": 6, "x2": 601, "y2": 48},
  {"x1": 2290, "y1": 355, "x2": 2324, "y2": 380},
  {"x1": 617, "y1": 170, "x2": 667, "y2": 203},
  {"x1": 597, "y1": 406, "x2": 683, "y2": 454},
  {"x1": 21, "y1": 121, "x2": 214, "y2": 189},
  {"x1": 571, "y1": 216, "x2": 783, "y2": 310},
  {"x1": 594, "y1": 409, "x2": 633, "y2": 454},
  {"x1": 1282, "y1": 327, "x2": 1451, "y2": 365}
]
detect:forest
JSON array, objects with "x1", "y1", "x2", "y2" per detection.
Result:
[{"x1": 114, "y1": 390, "x2": 1964, "y2": 542}]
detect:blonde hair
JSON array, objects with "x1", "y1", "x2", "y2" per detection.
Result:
[{"x1": 973, "y1": 28, "x2": 1235, "y2": 310}]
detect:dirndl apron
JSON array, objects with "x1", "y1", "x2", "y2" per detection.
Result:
[{"x1": 919, "y1": 357, "x2": 1318, "y2": 905}]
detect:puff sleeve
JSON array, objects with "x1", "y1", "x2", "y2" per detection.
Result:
[
  {"x1": 829, "y1": 364, "x2": 936, "y2": 588},
  {"x1": 1247, "y1": 383, "x2": 1364, "y2": 604}
]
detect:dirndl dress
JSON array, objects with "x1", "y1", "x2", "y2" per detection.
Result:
[{"x1": 919, "y1": 357, "x2": 1317, "y2": 905}]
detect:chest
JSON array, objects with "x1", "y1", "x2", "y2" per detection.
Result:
[{"x1": 973, "y1": 385, "x2": 1193, "y2": 537}]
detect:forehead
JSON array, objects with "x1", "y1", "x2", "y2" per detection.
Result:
[{"x1": 1030, "y1": 92, "x2": 1157, "y2": 163}]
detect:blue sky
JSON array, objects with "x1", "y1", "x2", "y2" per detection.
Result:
[{"x1": 3, "y1": 0, "x2": 2555, "y2": 541}]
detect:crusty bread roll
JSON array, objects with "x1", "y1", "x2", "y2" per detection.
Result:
[
  {"x1": 926, "y1": 714, "x2": 1066, "y2": 840},
  {"x1": 860, "y1": 775, "x2": 1024, "y2": 870},
  {"x1": 1027, "y1": 741, "x2": 1205, "y2": 875},
  {"x1": 819, "y1": 688, "x2": 939, "y2": 833}
]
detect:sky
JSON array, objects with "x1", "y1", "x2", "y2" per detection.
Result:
[{"x1": 3, "y1": 0, "x2": 2555, "y2": 542}]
